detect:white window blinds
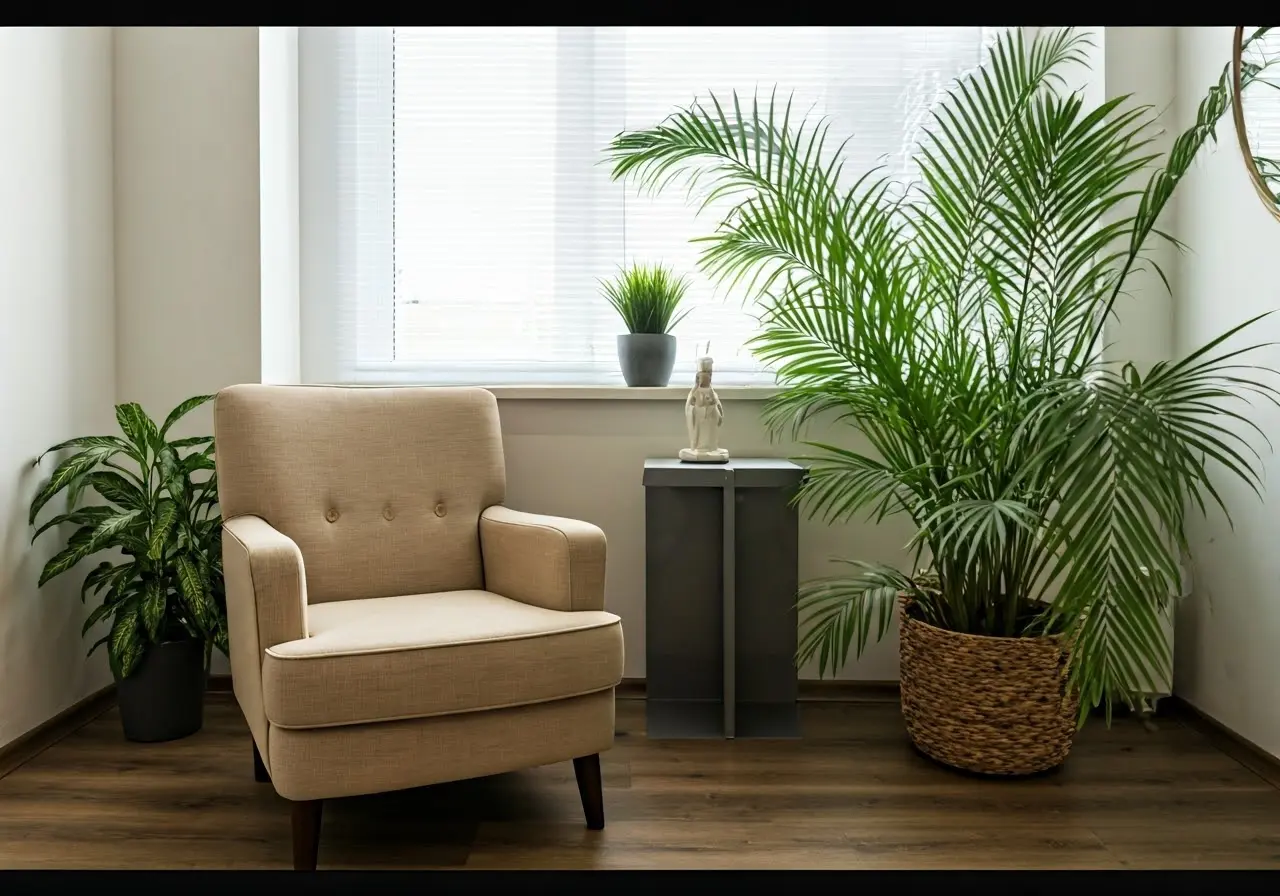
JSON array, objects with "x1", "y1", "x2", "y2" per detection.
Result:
[{"x1": 298, "y1": 26, "x2": 998, "y2": 386}]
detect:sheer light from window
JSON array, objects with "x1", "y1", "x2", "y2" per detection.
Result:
[{"x1": 299, "y1": 26, "x2": 998, "y2": 386}]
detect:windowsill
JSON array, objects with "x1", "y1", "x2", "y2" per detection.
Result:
[{"x1": 484, "y1": 385, "x2": 781, "y2": 401}]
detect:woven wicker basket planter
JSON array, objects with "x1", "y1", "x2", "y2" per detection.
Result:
[{"x1": 898, "y1": 600, "x2": 1080, "y2": 776}]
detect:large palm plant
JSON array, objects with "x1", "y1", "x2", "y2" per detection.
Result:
[{"x1": 607, "y1": 27, "x2": 1277, "y2": 723}]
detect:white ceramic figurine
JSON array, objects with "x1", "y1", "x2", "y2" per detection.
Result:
[{"x1": 679, "y1": 354, "x2": 729, "y2": 463}]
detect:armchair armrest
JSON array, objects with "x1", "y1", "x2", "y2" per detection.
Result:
[
  {"x1": 479, "y1": 506, "x2": 607, "y2": 612},
  {"x1": 222, "y1": 515, "x2": 309, "y2": 653},
  {"x1": 221, "y1": 515, "x2": 308, "y2": 764}
]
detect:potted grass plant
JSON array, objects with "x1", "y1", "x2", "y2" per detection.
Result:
[
  {"x1": 30, "y1": 396, "x2": 227, "y2": 743},
  {"x1": 602, "y1": 262, "x2": 692, "y2": 386},
  {"x1": 607, "y1": 28, "x2": 1278, "y2": 774}
]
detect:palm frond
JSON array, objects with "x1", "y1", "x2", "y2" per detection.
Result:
[
  {"x1": 607, "y1": 26, "x2": 1276, "y2": 720},
  {"x1": 796, "y1": 561, "x2": 915, "y2": 676}
]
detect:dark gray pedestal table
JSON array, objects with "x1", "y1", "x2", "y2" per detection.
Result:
[{"x1": 642, "y1": 457, "x2": 805, "y2": 739}]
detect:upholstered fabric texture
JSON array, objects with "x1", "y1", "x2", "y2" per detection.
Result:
[
  {"x1": 263, "y1": 590, "x2": 623, "y2": 729},
  {"x1": 268, "y1": 689, "x2": 616, "y2": 801},
  {"x1": 213, "y1": 384, "x2": 623, "y2": 797},
  {"x1": 215, "y1": 385, "x2": 506, "y2": 604},
  {"x1": 480, "y1": 506, "x2": 608, "y2": 612},
  {"x1": 220, "y1": 518, "x2": 271, "y2": 761}
]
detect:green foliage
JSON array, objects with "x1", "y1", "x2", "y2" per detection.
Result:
[
  {"x1": 607, "y1": 27, "x2": 1279, "y2": 725},
  {"x1": 30, "y1": 396, "x2": 226, "y2": 680},
  {"x1": 601, "y1": 262, "x2": 693, "y2": 334}
]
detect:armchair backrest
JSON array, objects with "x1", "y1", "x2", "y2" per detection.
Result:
[{"x1": 214, "y1": 385, "x2": 506, "y2": 603}]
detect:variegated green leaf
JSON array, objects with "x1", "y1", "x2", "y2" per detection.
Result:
[
  {"x1": 109, "y1": 607, "x2": 145, "y2": 679},
  {"x1": 86, "y1": 633, "x2": 109, "y2": 658},
  {"x1": 28, "y1": 445, "x2": 117, "y2": 525},
  {"x1": 79, "y1": 560, "x2": 116, "y2": 604},
  {"x1": 86, "y1": 510, "x2": 142, "y2": 554},
  {"x1": 37, "y1": 435, "x2": 132, "y2": 464},
  {"x1": 168, "y1": 435, "x2": 214, "y2": 449},
  {"x1": 141, "y1": 580, "x2": 167, "y2": 641},
  {"x1": 168, "y1": 475, "x2": 191, "y2": 509},
  {"x1": 182, "y1": 452, "x2": 216, "y2": 474},
  {"x1": 100, "y1": 574, "x2": 142, "y2": 621},
  {"x1": 160, "y1": 394, "x2": 214, "y2": 437},
  {"x1": 157, "y1": 446, "x2": 190, "y2": 507},
  {"x1": 118, "y1": 534, "x2": 150, "y2": 557},
  {"x1": 175, "y1": 554, "x2": 207, "y2": 622},
  {"x1": 195, "y1": 475, "x2": 219, "y2": 509},
  {"x1": 158, "y1": 444, "x2": 179, "y2": 479},
  {"x1": 115, "y1": 402, "x2": 160, "y2": 456},
  {"x1": 148, "y1": 500, "x2": 179, "y2": 560},
  {"x1": 66, "y1": 466, "x2": 102, "y2": 509},
  {"x1": 84, "y1": 470, "x2": 147, "y2": 511},
  {"x1": 32, "y1": 505, "x2": 116, "y2": 543},
  {"x1": 101, "y1": 564, "x2": 139, "y2": 602},
  {"x1": 196, "y1": 551, "x2": 213, "y2": 588},
  {"x1": 212, "y1": 618, "x2": 230, "y2": 656},
  {"x1": 38, "y1": 534, "x2": 96, "y2": 588},
  {"x1": 82, "y1": 598, "x2": 116, "y2": 636},
  {"x1": 190, "y1": 554, "x2": 220, "y2": 636}
]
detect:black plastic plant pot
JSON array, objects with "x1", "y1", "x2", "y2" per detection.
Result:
[{"x1": 114, "y1": 638, "x2": 208, "y2": 743}]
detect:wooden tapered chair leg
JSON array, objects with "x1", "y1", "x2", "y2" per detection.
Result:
[
  {"x1": 252, "y1": 741, "x2": 271, "y2": 784},
  {"x1": 572, "y1": 753, "x2": 605, "y2": 830},
  {"x1": 291, "y1": 799, "x2": 323, "y2": 871}
]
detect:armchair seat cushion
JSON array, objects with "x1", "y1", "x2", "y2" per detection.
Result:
[{"x1": 262, "y1": 590, "x2": 623, "y2": 729}]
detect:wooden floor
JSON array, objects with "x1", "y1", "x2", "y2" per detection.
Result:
[{"x1": 1, "y1": 692, "x2": 1279, "y2": 869}]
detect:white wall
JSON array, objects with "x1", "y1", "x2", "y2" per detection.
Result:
[
  {"x1": 1173, "y1": 27, "x2": 1280, "y2": 759},
  {"x1": 1103, "y1": 27, "x2": 1179, "y2": 371},
  {"x1": 113, "y1": 27, "x2": 262, "y2": 418},
  {"x1": 258, "y1": 27, "x2": 301, "y2": 386},
  {"x1": 0, "y1": 27, "x2": 117, "y2": 748}
]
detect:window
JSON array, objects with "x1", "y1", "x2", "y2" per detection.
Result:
[{"x1": 298, "y1": 26, "x2": 998, "y2": 386}]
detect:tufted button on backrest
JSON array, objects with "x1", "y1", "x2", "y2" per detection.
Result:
[{"x1": 214, "y1": 385, "x2": 507, "y2": 603}]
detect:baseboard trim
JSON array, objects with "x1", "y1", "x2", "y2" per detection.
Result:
[
  {"x1": 207, "y1": 674, "x2": 1189, "y2": 720},
  {"x1": 1166, "y1": 696, "x2": 1280, "y2": 790},
  {"x1": 614, "y1": 677, "x2": 901, "y2": 702},
  {"x1": 798, "y1": 679, "x2": 901, "y2": 702},
  {"x1": 616, "y1": 678, "x2": 645, "y2": 699},
  {"x1": 15, "y1": 680, "x2": 1277, "y2": 794},
  {"x1": 212, "y1": 676, "x2": 907, "y2": 701},
  {"x1": 0, "y1": 684, "x2": 117, "y2": 780}
]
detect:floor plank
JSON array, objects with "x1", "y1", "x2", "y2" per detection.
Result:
[{"x1": 0, "y1": 693, "x2": 1277, "y2": 869}]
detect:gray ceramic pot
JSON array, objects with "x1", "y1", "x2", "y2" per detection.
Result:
[{"x1": 617, "y1": 333, "x2": 678, "y2": 387}]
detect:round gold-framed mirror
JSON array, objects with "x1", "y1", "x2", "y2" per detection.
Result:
[{"x1": 1232, "y1": 26, "x2": 1280, "y2": 221}]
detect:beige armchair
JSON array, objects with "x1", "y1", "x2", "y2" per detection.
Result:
[{"x1": 213, "y1": 385, "x2": 624, "y2": 870}]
